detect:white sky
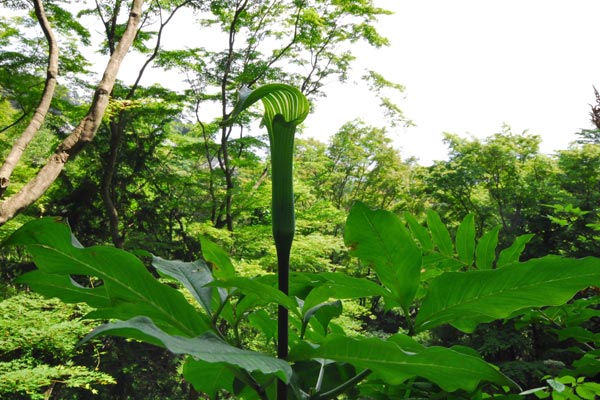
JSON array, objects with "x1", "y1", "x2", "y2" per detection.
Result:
[{"x1": 305, "y1": 0, "x2": 600, "y2": 165}]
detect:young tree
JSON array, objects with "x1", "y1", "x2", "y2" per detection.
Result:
[{"x1": 325, "y1": 119, "x2": 417, "y2": 212}]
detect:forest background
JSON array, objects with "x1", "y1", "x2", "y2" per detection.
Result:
[{"x1": 1, "y1": 0, "x2": 600, "y2": 399}]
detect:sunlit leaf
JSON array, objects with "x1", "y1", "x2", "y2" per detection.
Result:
[
  {"x1": 151, "y1": 256, "x2": 217, "y2": 316},
  {"x1": 404, "y1": 212, "x2": 433, "y2": 251},
  {"x1": 6, "y1": 217, "x2": 210, "y2": 337},
  {"x1": 289, "y1": 334, "x2": 517, "y2": 392},
  {"x1": 475, "y1": 225, "x2": 500, "y2": 270},
  {"x1": 554, "y1": 327, "x2": 600, "y2": 344},
  {"x1": 426, "y1": 210, "x2": 453, "y2": 256},
  {"x1": 83, "y1": 316, "x2": 292, "y2": 383},
  {"x1": 200, "y1": 237, "x2": 236, "y2": 281},
  {"x1": 303, "y1": 300, "x2": 342, "y2": 336},
  {"x1": 211, "y1": 276, "x2": 299, "y2": 316},
  {"x1": 345, "y1": 201, "x2": 422, "y2": 310},
  {"x1": 455, "y1": 213, "x2": 475, "y2": 265},
  {"x1": 301, "y1": 271, "x2": 388, "y2": 312},
  {"x1": 415, "y1": 256, "x2": 600, "y2": 333},
  {"x1": 496, "y1": 234, "x2": 534, "y2": 267}
]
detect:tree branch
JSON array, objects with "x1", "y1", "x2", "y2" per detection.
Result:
[
  {"x1": 0, "y1": 0, "x2": 58, "y2": 198},
  {"x1": 0, "y1": 0, "x2": 145, "y2": 226}
]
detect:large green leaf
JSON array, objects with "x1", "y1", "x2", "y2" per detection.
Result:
[
  {"x1": 16, "y1": 269, "x2": 110, "y2": 308},
  {"x1": 475, "y1": 225, "x2": 501, "y2": 270},
  {"x1": 301, "y1": 272, "x2": 389, "y2": 312},
  {"x1": 247, "y1": 310, "x2": 277, "y2": 343},
  {"x1": 200, "y1": 237, "x2": 236, "y2": 281},
  {"x1": 496, "y1": 234, "x2": 534, "y2": 267},
  {"x1": 183, "y1": 358, "x2": 235, "y2": 399},
  {"x1": 415, "y1": 256, "x2": 600, "y2": 333},
  {"x1": 302, "y1": 300, "x2": 342, "y2": 337},
  {"x1": 455, "y1": 213, "x2": 475, "y2": 265},
  {"x1": 426, "y1": 210, "x2": 454, "y2": 256},
  {"x1": 212, "y1": 276, "x2": 300, "y2": 317},
  {"x1": 555, "y1": 327, "x2": 600, "y2": 344},
  {"x1": 83, "y1": 316, "x2": 292, "y2": 384},
  {"x1": 404, "y1": 212, "x2": 433, "y2": 251},
  {"x1": 344, "y1": 201, "x2": 422, "y2": 309},
  {"x1": 289, "y1": 335, "x2": 516, "y2": 392},
  {"x1": 5, "y1": 217, "x2": 210, "y2": 337},
  {"x1": 152, "y1": 256, "x2": 217, "y2": 316}
]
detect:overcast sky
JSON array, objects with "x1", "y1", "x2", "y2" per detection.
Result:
[{"x1": 305, "y1": 0, "x2": 600, "y2": 165}]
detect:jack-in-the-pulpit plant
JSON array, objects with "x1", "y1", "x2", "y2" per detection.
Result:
[{"x1": 225, "y1": 83, "x2": 310, "y2": 399}]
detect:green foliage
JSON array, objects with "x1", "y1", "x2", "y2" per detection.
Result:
[
  {"x1": 415, "y1": 256, "x2": 600, "y2": 333},
  {"x1": 322, "y1": 120, "x2": 418, "y2": 211},
  {"x1": 83, "y1": 317, "x2": 292, "y2": 383},
  {"x1": 6, "y1": 218, "x2": 211, "y2": 337},
  {"x1": 553, "y1": 143, "x2": 600, "y2": 256},
  {"x1": 522, "y1": 375, "x2": 600, "y2": 399},
  {"x1": 344, "y1": 201, "x2": 421, "y2": 312},
  {"x1": 0, "y1": 291, "x2": 114, "y2": 399},
  {"x1": 6, "y1": 198, "x2": 600, "y2": 398},
  {"x1": 290, "y1": 334, "x2": 515, "y2": 393}
]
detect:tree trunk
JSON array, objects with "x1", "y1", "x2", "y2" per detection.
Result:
[
  {"x1": 101, "y1": 118, "x2": 125, "y2": 248},
  {"x1": 0, "y1": 0, "x2": 145, "y2": 226},
  {"x1": 0, "y1": 0, "x2": 58, "y2": 198}
]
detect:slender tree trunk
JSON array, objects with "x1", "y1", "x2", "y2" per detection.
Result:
[
  {"x1": 0, "y1": 0, "x2": 58, "y2": 198},
  {"x1": 214, "y1": 0, "x2": 248, "y2": 232},
  {"x1": 99, "y1": 1, "x2": 188, "y2": 247},
  {"x1": 101, "y1": 118, "x2": 125, "y2": 248},
  {"x1": 0, "y1": 0, "x2": 145, "y2": 226}
]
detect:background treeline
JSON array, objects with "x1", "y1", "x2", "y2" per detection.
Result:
[{"x1": 1, "y1": 1, "x2": 599, "y2": 399}]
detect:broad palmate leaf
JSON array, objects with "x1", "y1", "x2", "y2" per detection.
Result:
[
  {"x1": 289, "y1": 335, "x2": 516, "y2": 392},
  {"x1": 415, "y1": 256, "x2": 600, "y2": 333},
  {"x1": 5, "y1": 217, "x2": 210, "y2": 337},
  {"x1": 83, "y1": 316, "x2": 292, "y2": 384},
  {"x1": 344, "y1": 201, "x2": 422, "y2": 310}
]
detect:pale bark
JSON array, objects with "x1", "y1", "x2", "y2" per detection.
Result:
[
  {"x1": 0, "y1": 0, "x2": 58, "y2": 198},
  {"x1": 0, "y1": 0, "x2": 145, "y2": 226}
]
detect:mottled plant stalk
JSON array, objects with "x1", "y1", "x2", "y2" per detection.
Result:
[
  {"x1": 269, "y1": 116, "x2": 296, "y2": 400},
  {"x1": 225, "y1": 84, "x2": 309, "y2": 400}
]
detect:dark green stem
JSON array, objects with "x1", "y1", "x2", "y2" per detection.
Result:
[{"x1": 270, "y1": 116, "x2": 296, "y2": 400}]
